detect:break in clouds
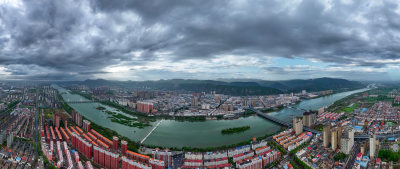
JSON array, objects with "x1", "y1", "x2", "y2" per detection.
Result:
[{"x1": 0, "y1": 0, "x2": 400, "y2": 81}]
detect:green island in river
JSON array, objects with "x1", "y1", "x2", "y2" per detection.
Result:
[
  {"x1": 221, "y1": 126, "x2": 251, "y2": 134},
  {"x1": 107, "y1": 112, "x2": 152, "y2": 128}
]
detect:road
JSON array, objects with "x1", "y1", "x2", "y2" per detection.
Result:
[
  {"x1": 345, "y1": 142, "x2": 360, "y2": 169},
  {"x1": 34, "y1": 90, "x2": 39, "y2": 158}
]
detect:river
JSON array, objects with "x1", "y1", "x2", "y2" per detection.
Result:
[{"x1": 54, "y1": 85, "x2": 369, "y2": 148}]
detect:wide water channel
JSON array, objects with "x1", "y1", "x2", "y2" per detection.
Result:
[{"x1": 54, "y1": 85, "x2": 369, "y2": 148}]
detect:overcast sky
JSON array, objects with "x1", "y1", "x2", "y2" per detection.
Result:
[{"x1": 0, "y1": 0, "x2": 400, "y2": 81}]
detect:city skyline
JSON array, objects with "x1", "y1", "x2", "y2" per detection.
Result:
[{"x1": 1, "y1": 0, "x2": 400, "y2": 81}]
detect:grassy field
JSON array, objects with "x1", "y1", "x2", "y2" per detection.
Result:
[
  {"x1": 42, "y1": 108, "x2": 64, "y2": 119},
  {"x1": 339, "y1": 103, "x2": 359, "y2": 113}
]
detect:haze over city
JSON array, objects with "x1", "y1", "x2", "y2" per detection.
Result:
[{"x1": 0, "y1": 0, "x2": 400, "y2": 81}]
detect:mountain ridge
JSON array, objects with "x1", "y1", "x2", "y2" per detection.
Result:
[{"x1": 60, "y1": 77, "x2": 365, "y2": 96}]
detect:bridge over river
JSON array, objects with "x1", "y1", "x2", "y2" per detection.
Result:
[
  {"x1": 248, "y1": 107, "x2": 400, "y2": 140},
  {"x1": 60, "y1": 98, "x2": 97, "y2": 104}
]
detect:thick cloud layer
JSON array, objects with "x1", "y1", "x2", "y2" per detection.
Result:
[{"x1": 0, "y1": 0, "x2": 400, "y2": 80}]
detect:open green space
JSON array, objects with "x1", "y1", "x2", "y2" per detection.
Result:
[
  {"x1": 326, "y1": 92, "x2": 361, "y2": 113},
  {"x1": 41, "y1": 108, "x2": 65, "y2": 119},
  {"x1": 342, "y1": 103, "x2": 358, "y2": 113}
]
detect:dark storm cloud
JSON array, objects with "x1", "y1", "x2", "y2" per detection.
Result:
[
  {"x1": 0, "y1": 0, "x2": 400, "y2": 80},
  {"x1": 0, "y1": 0, "x2": 177, "y2": 79},
  {"x1": 90, "y1": 0, "x2": 400, "y2": 63}
]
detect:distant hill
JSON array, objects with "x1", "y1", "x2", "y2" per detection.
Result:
[
  {"x1": 277, "y1": 77, "x2": 364, "y2": 92},
  {"x1": 219, "y1": 77, "x2": 364, "y2": 92},
  {"x1": 60, "y1": 77, "x2": 365, "y2": 96},
  {"x1": 256, "y1": 77, "x2": 364, "y2": 92}
]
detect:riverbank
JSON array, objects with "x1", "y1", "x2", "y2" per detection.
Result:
[
  {"x1": 325, "y1": 87, "x2": 373, "y2": 113},
  {"x1": 62, "y1": 90, "x2": 286, "y2": 152},
  {"x1": 55, "y1": 85, "x2": 370, "y2": 149},
  {"x1": 261, "y1": 105, "x2": 284, "y2": 114},
  {"x1": 69, "y1": 89, "x2": 259, "y2": 122},
  {"x1": 67, "y1": 89, "x2": 296, "y2": 121},
  {"x1": 143, "y1": 127, "x2": 286, "y2": 152},
  {"x1": 56, "y1": 94, "x2": 141, "y2": 153},
  {"x1": 301, "y1": 87, "x2": 365, "y2": 100}
]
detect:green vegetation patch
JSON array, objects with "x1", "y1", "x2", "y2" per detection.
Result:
[
  {"x1": 221, "y1": 126, "x2": 250, "y2": 135},
  {"x1": 68, "y1": 90, "x2": 156, "y2": 128},
  {"x1": 378, "y1": 149, "x2": 400, "y2": 162},
  {"x1": 293, "y1": 155, "x2": 312, "y2": 169},
  {"x1": 343, "y1": 103, "x2": 358, "y2": 113},
  {"x1": 290, "y1": 161, "x2": 300, "y2": 169},
  {"x1": 261, "y1": 105, "x2": 284, "y2": 113},
  {"x1": 107, "y1": 113, "x2": 151, "y2": 128},
  {"x1": 42, "y1": 109, "x2": 53, "y2": 119},
  {"x1": 313, "y1": 124, "x2": 324, "y2": 131},
  {"x1": 334, "y1": 152, "x2": 347, "y2": 161},
  {"x1": 392, "y1": 102, "x2": 400, "y2": 107},
  {"x1": 174, "y1": 116, "x2": 206, "y2": 122},
  {"x1": 0, "y1": 101, "x2": 20, "y2": 115},
  {"x1": 57, "y1": 93, "x2": 73, "y2": 114},
  {"x1": 363, "y1": 95, "x2": 393, "y2": 103}
]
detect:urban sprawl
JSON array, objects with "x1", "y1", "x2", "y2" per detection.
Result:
[{"x1": 1, "y1": 82, "x2": 400, "y2": 169}]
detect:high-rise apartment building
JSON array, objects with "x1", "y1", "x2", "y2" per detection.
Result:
[
  {"x1": 136, "y1": 101, "x2": 154, "y2": 113},
  {"x1": 323, "y1": 125, "x2": 331, "y2": 148},
  {"x1": 72, "y1": 110, "x2": 83, "y2": 127},
  {"x1": 331, "y1": 128, "x2": 338, "y2": 150},
  {"x1": 340, "y1": 128, "x2": 354, "y2": 154},
  {"x1": 302, "y1": 110, "x2": 317, "y2": 127},
  {"x1": 293, "y1": 117, "x2": 303, "y2": 135},
  {"x1": 83, "y1": 120, "x2": 91, "y2": 132},
  {"x1": 152, "y1": 148, "x2": 173, "y2": 168},
  {"x1": 370, "y1": 135, "x2": 376, "y2": 159}
]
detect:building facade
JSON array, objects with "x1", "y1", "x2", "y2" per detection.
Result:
[{"x1": 293, "y1": 117, "x2": 303, "y2": 136}]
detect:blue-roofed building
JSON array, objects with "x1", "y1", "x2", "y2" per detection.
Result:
[{"x1": 353, "y1": 126, "x2": 363, "y2": 132}]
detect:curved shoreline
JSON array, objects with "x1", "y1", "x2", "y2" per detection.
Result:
[{"x1": 55, "y1": 85, "x2": 370, "y2": 149}]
